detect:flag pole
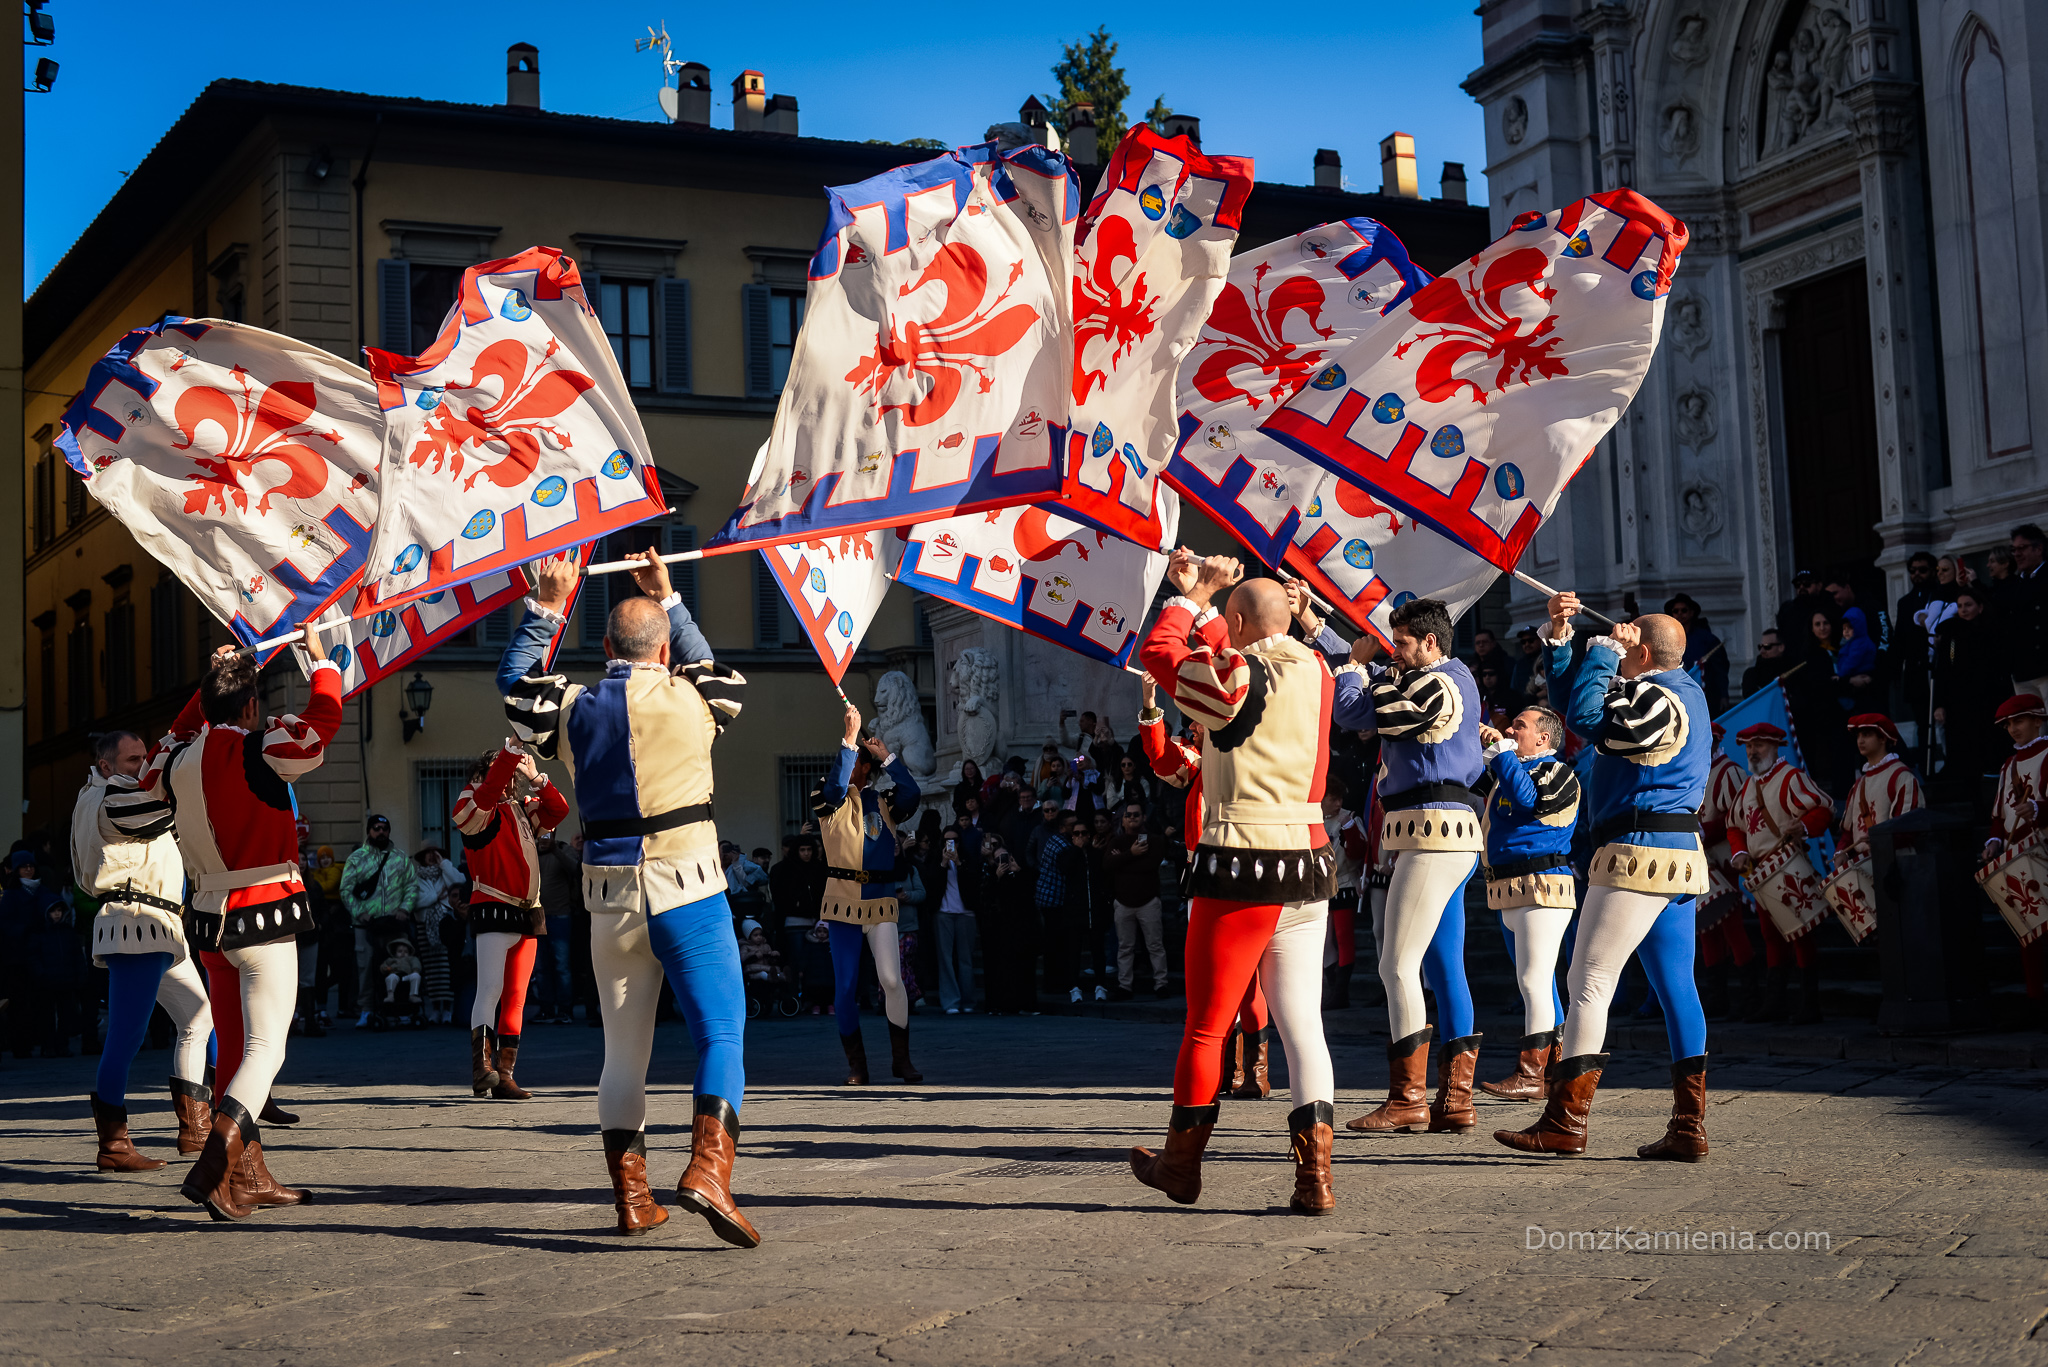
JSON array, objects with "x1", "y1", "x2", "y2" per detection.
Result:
[
  {"x1": 239, "y1": 616, "x2": 348, "y2": 658},
  {"x1": 584, "y1": 548, "x2": 706, "y2": 576},
  {"x1": 1509, "y1": 569, "x2": 1620, "y2": 630}
]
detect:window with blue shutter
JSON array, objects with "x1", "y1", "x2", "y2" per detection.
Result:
[
  {"x1": 581, "y1": 535, "x2": 613, "y2": 649},
  {"x1": 377, "y1": 259, "x2": 411, "y2": 353},
  {"x1": 742, "y1": 283, "x2": 773, "y2": 398},
  {"x1": 753, "y1": 557, "x2": 803, "y2": 648},
  {"x1": 657, "y1": 278, "x2": 692, "y2": 394},
  {"x1": 670, "y1": 523, "x2": 698, "y2": 618}
]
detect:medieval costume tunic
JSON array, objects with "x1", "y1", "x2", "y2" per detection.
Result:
[
  {"x1": 1725, "y1": 727, "x2": 1833, "y2": 1006},
  {"x1": 1130, "y1": 597, "x2": 1343, "y2": 1216},
  {"x1": 74, "y1": 765, "x2": 212, "y2": 1169},
  {"x1": 502, "y1": 591, "x2": 758, "y2": 1246},
  {"x1": 1345, "y1": 653, "x2": 1485, "y2": 1135},
  {"x1": 1471, "y1": 739, "x2": 1580, "y2": 1101},
  {"x1": 132, "y1": 660, "x2": 343, "y2": 1219},
  {"x1": 454, "y1": 745, "x2": 570, "y2": 1099},
  {"x1": 1499, "y1": 626, "x2": 1713, "y2": 1160},
  {"x1": 1840, "y1": 715, "x2": 1925, "y2": 850},
  {"x1": 813, "y1": 745, "x2": 922, "y2": 1084}
]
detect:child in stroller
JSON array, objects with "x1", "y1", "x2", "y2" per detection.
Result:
[
  {"x1": 372, "y1": 936, "x2": 427, "y2": 1028},
  {"x1": 739, "y1": 919, "x2": 797, "y2": 1018}
]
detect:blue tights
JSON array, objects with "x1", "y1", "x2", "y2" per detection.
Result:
[
  {"x1": 645, "y1": 892, "x2": 747, "y2": 1108},
  {"x1": 97, "y1": 953, "x2": 170, "y2": 1107},
  {"x1": 1421, "y1": 873, "x2": 1475, "y2": 1040},
  {"x1": 1638, "y1": 896, "x2": 1708, "y2": 1060}
]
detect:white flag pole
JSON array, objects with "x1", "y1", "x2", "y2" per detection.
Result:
[
  {"x1": 240, "y1": 615, "x2": 350, "y2": 657},
  {"x1": 1510, "y1": 569, "x2": 1619, "y2": 629},
  {"x1": 583, "y1": 547, "x2": 707, "y2": 577}
]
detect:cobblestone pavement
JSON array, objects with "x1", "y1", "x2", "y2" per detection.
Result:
[{"x1": 3, "y1": 1009, "x2": 2046, "y2": 1366}]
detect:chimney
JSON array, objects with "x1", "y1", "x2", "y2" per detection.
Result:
[
  {"x1": 1439, "y1": 161, "x2": 1468, "y2": 204},
  {"x1": 506, "y1": 43, "x2": 540, "y2": 111},
  {"x1": 1314, "y1": 148, "x2": 1342, "y2": 190},
  {"x1": 732, "y1": 70, "x2": 766, "y2": 132},
  {"x1": 1379, "y1": 131, "x2": 1419, "y2": 198},
  {"x1": 1163, "y1": 112, "x2": 1201, "y2": 146},
  {"x1": 675, "y1": 61, "x2": 710, "y2": 127},
  {"x1": 1066, "y1": 101, "x2": 1097, "y2": 165},
  {"x1": 1019, "y1": 95, "x2": 1051, "y2": 131},
  {"x1": 764, "y1": 92, "x2": 799, "y2": 137}
]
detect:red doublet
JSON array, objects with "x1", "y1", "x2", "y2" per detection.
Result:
[{"x1": 455, "y1": 747, "x2": 570, "y2": 915}]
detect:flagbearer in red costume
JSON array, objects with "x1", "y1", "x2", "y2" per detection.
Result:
[
  {"x1": 455, "y1": 741, "x2": 570, "y2": 1099},
  {"x1": 138, "y1": 640, "x2": 343, "y2": 1220},
  {"x1": 1696, "y1": 723, "x2": 1757, "y2": 1019},
  {"x1": 1983, "y1": 696, "x2": 2048, "y2": 1012},
  {"x1": 1726, "y1": 723, "x2": 1831, "y2": 1024},
  {"x1": 1129, "y1": 552, "x2": 1346, "y2": 1216}
]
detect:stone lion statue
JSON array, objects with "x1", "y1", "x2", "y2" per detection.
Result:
[
  {"x1": 873, "y1": 670, "x2": 936, "y2": 789},
  {"x1": 950, "y1": 647, "x2": 1001, "y2": 777}
]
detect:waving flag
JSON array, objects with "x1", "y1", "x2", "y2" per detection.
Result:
[
  {"x1": 763, "y1": 531, "x2": 902, "y2": 684},
  {"x1": 1167, "y1": 218, "x2": 1431, "y2": 567},
  {"x1": 300, "y1": 569, "x2": 531, "y2": 698},
  {"x1": 56, "y1": 317, "x2": 383, "y2": 647},
  {"x1": 895, "y1": 492, "x2": 1178, "y2": 668},
  {"x1": 1282, "y1": 470, "x2": 1498, "y2": 643},
  {"x1": 354, "y1": 246, "x2": 664, "y2": 616},
  {"x1": 708, "y1": 142, "x2": 1080, "y2": 555},
  {"x1": 1059, "y1": 127, "x2": 1253, "y2": 552}
]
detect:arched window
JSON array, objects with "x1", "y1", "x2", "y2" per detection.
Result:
[{"x1": 1959, "y1": 22, "x2": 2033, "y2": 458}]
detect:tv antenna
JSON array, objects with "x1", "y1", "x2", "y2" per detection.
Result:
[{"x1": 635, "y1": 22, "x2": 686, "y2": 120}]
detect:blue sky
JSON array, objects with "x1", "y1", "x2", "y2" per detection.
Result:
[{"x1": 25, "y1": 3, "x2": 1488, "y2": 292}]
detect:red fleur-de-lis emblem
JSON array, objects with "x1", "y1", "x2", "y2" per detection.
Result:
[
  {"x1": 1391, "y1": 248, "x2": 1570, "y2": 406},
  {"x1": 1188, "y1": 260, "x2": 1336, "y2": 413},
  {"x1": 407, "y1": 338, "x2": 597, "y2": 491},
  {"x1": 2004, "y1": 871, "x2": 2045, "y2": 920},
  {"x1": 843, "y1": 243, "x2": 1040, "y2": 428},
  {"x1": 1072, "y1": 216, "x2": 1163, "y2": 406},
  {"x1": 170, "y1": 365, "x2": 344, "y2": 517}
]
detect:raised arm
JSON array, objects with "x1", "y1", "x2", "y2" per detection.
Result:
[
  {"x1": 260, "y1": 661, "x2": 345, "y2": 782},
  {"x1": 1140, "y1": 552, "x2": 1252, "y2": 730}
]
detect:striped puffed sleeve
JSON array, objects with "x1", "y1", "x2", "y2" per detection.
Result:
[
  {"x1": 1369, "y1": 668, "x2": 1463, "y2": 744},
  {"x1": 505, "y1": 670, "x2": 578, "y2": 758},
  {"x1": 676, "y1": 661, "x2": 746, "y2": 735},
  {"x1": 1140, "y1": 601, "x2": 1250, "y2": 731},
  {"x1": 101, "y1": 772, "x2": 176, "y2": 843},
  {"x1": 1596, "y1": 677, "x2": 1689, "y2": 766},
  {"x1": 1530, "y1": 759, "x2": 1581, "y2": 828}
]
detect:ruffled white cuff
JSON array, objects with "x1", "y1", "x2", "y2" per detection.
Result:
[
  {"x1": 523, "y1": 597, "x2": 569, "y2": 627},
  {"x1": 308, "y1": 658, "x2": 341, "y2": 677},
  {"x1": 1485, "y1": 737, "x2": 1518, "y2": 760},
  {"x1": 1164, "y1": 595, "x2": 1201, "y2": 616},
  {"x1": 1588, "y1": 635, "x2": 1625, "y2": 661},
  {"x1": 1540, "y1": 621, "x2": 1574, "y2": 645}
]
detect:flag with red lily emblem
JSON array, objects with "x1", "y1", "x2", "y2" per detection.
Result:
[
  {"x1": 1058, "y1": 127, "x2": 1253, "y2": 552},
  {"x1": 1261, "y1": 191, "x2": 1687, "y2": 610},
  {"x1": 55, "y1": 317, "x2": 383, "y2": 647},
  {"x1": 1281, "y1": 470, "x2": 1500, "y2": 646},
  {"x1": 707, "y1": 142, "x2": 1080, "y2": 556},
  {"x1": 1167, "y1": 218, "x2": 1432, "y2": 569},
  {"x1": 296, "y1": 565, "x2": 534, "y2": 698},
  {"x1": 894, "y1": 491, "x2": 1178, "y2": 668},
  {"x1": 762, "y1": 530, "x2": 903, "y2": 685},
  {"x1": 354, "y1": 246, "x2": 664, "y2": 616}
]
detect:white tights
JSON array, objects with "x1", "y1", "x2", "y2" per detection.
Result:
[
  {"x1": 222, "y1": 940, "x2": 297, "y2": 1115},
  {"x1": 473, "y1": 931, "x2": 522, "y2": 1030},
  {"x1": 159, "y1": 952, "x2": 213, "y2": 1084},
  {"x1": 591, "y1": 910, "x2": 663, "y2": 1132},
  {"x1": 1258, "y1": 908, "x2": 1333, "y2": 1107},
  {"x1": 1501, "y1": 905, "x2": 1573, "y2": 1036},
  {"x1": 1378, "y1": 849, "x2": 1478, "y2": 1040},
  {"x1": 1558, "y1": 886, "x2": 1666, "y2": 1061},
  {"x1": 868, "y1": 921, "x2": 909, "y2": 1030}
]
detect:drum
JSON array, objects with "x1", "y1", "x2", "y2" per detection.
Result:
[
  {"x1": 1697, "y1": 840, "x2": 1743, "y2": 934},
  {"x1": 1976, "y1": 830, "x2": 2048, "y2": 948},
  {"x1": 1820, "y1": 850, "x2": 1877, "y2": 944},
  {"x1": 1740, "y1": 840, "x2": 1826, "y2": 940}
]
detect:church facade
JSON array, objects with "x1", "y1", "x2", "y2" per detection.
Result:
[{"x1": 1467, "y1": 0, "x2": 2048, "y2": 675}]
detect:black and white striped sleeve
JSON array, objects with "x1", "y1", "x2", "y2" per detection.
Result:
[
  {"x1": 676, "y1": 661, "x2": 746, "y2": 736},
  {"x1": 505, "y1": 672, "x2": 577, "y2": 759},
  {"x1": 1597, "y1": 678, "x2": 1690, "y2": 767},
  {"x1": 1530, "y1": 759, "x2": 1582, "y2": 828},
  {"x1": 100, "y1": 774, "x2": 176, "y2": 842},
  {"x1": 1368, "y1": 667, "x2": 1463, "y2": 745}
]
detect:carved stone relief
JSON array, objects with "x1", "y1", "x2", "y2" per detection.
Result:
[
  {"x1": 1668, "y1": 10, "x2": 1711, "y2": 67},
  {"x1": 1503, "y1": 96, "x2": 1528, "y2": 146},
  {"x1": 1659, "y1": 102, "x2": 1702, "y2": 166},
  {"x1": 1760, "y1": 2, "x2": 1853, "y2": 160},
  {"x1": 1675, "y1": 387, "x2": 1717, "y2": 449},
  {"x1": 1670, "y1": 292, "x2": 1711, "y2": 359},
  {"x1": 1679, "y1": 480, "x2": 1724, "y2": 539}
]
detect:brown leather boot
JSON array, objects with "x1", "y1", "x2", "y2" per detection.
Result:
[
  {"x1": 1346, "y1": 1026, "x2": 1433, "y2": 1132},
  {"x1": 602, "y1": 1129, "x2": 669, "y2": 1235},
  {"x1": 840, "y1": 1031, "x2": 869, "y2": 1085},
  {"x1": 675, "y1": 1095, "x2": 762, "y2": 1248},
  {"x1": 1428, "y1": 1034, "x2": 1482, "y2": 1133},
  {"x1": 1216, "y1": 1029, "x2": 1243, "y2": 1101},
  {"x1": 1637, "y1": 1055, "x2": 1710, "y2": 1162},
  {"x1": 90, "y1": 1094, "x2": 166, "y2": 1172},
  {"x1": 1231, "y1": 1029, "x2": 1272, "y2": 1100},
  {"x1": 170, "y1": 1077, "x2": 212, "y2": 1155},
  {"x1": 1287, "y1": 1101, "x2": 1335, "y2": 1215},
  {"x1": 258, "y1": 1096, "x2": 299, "y2": 1126},
  {"x1": 491, "y1": 1037, "x2": 532, "y2": 1100},
  {"x1": 1131, "y1": 1103, "x2": 1217, "y2": 1204},
  {"x1": 1478, "y1": 1030, "x2": 1555, "y2": 1101},
  {"x1": 471, "y1": 1026, "x2": 500, "y2": 1096},
  {"x1": 1494, "y1": 1053, "x2": 1607, "y2": 1155},
  {"x1": 888, "y1": 1022, "x2": 922, "y2": 1083},
  {"x1": 179, "y1": 1098, "x2": 256, "y2": 1221},
  {"x1": 235, "y1": 1138, "x2": 311, "y2": 1207}
]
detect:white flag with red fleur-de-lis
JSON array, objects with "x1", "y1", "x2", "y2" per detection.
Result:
[
  {"x1": 1259, "y1": 190, "x2": 1687, "y2": 640},
  {"x1": 353, "y1": 246, "x2": 665, "y2": 617},
  {"x1": 708, "y1": 141, "x2": 1081, "y2": 557},
  {"x1": 55, "y1": 317, "x2": 384, "y2": 647}
]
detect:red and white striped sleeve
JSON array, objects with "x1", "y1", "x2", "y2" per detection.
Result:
[
  {"x1": 1140, "y1": 600, "x2": 1249, "y2": 732},
  {"x1": 1781, "y1": 767, "x2": 1832, "y2": 836},
  {"x1": 1888, "y1": 766, "x2": 1925, "y2": 823},
  {"x1": 259, "y1": 661, "x2": 345, "y2": 783}
]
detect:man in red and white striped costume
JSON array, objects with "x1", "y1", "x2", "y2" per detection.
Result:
[
  {"x1": 1696, "y1": 722, "x2": 1756, "y2": 1018},
  {"x1": 1726, "y1": 722, "x2": 1831, "y2": 1024},
  {"x1": 134, "y1": 641, "x2": 343, "y2": 1220},
  {"x1": 1838, "y1": 713, "x2": 1924, "y2": 859},
  {"x1": 1985, "y1": 695, "x2": 2048, "y2": 1013}
]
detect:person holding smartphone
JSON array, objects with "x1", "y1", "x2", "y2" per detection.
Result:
[{"x1": 927, "y1": 825, "x2": 982, "y2": 1013}]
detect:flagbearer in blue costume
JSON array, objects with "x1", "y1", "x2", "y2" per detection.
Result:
[
  {"x1": 1472, "y1": 707, "x2": 1581, "y2": 1103},
  {"x1": 1498, "y1": 593, "x2": 1713, "y2": 1161},
  {"x1": 500, "y1": 551, "x2": 758, "y2": 1246},
  {"x1": 813, "y1": 704, "x2": 923, "y2": 1086}
]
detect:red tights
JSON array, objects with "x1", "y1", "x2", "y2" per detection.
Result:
[
  {"x1": 199, "y1": 951, "x2": 244, "y2": 1097},
  {"x1": 1329, "y1": 895, "x2": 1357, "y2": 969},
  {"x1": 1697, "y1": 913, "x2": 1754, "y2": 968},
  {"x1": 1173, "y1": 897, "x2": 1281, "y2": 1105},
  {"x1": 1757, "y1": 909, "x2": 1817, "y2": 969},
  {"x1": 496, "y1": 936, "x2": 537, "y2": 1038}
]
